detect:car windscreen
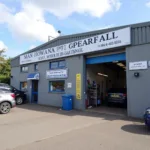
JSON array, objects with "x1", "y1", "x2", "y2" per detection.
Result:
[
  {"x1": 108, "y1": 88, "x2": 126, "y2": 93},
  {"x1": 0, "y1": 83, "x2": 10, "y2": 87},
  {"x1": 0, "y1": 87, "x2": 13, "y2": 92},
  {"x1": 0, "y1": 89, "x2": 11, "y2": 93}
]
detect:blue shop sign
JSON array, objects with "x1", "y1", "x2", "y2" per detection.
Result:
[{"x1": 27, "y1": 73, "x2": 40, "y2": 80}]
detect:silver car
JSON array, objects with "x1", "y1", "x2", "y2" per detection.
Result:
[{"x1": 0, "y1": 90, "x2": 16, "y2": 114}]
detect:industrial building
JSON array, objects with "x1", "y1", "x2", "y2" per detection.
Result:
[{"x1": 11, "y1": 21, "x2": 150, "y2": 118}]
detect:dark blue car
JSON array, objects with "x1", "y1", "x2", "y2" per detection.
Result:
[
  {"x1": 144, "y1": 108, "x2": 150, "y2": 128},
  {"x1": 106, "y1": 88, "x2": 127, "y2": 107}
]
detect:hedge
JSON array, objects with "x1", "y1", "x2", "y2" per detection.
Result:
[{"x1": 0, "y1": 75, "x2": 10, "y2": 84}]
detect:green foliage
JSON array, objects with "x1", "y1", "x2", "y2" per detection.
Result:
[
  {"x1": 0, "y1": 49, "x2": 11, "y2": 84},
  {"x1": 0, "y1": 75, "x2": 10, "y2": 84}
]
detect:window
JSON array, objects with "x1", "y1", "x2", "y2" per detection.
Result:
[
  {"x1": 50, "y1": 62, "x2": 59, "y2": 69},
  {"x1": 49, "y1": 81, "x2": 65, "y2": 92},
  {"x1": 59, "y1": 60, "x2": 66, "y2": 68},
  {"x1": 34, "y1": 64, "x2": 38, "y2": 71},
  {"x1": 0, "y1": 83, "x2": 12, "y2": 92},
  {"x1": 50, "y1": 60, "x2": 66, "y2": 69},
  {"x1": 20, "y1": 82, "x2": 27, "y2": 91},
  {"x1": 21, "y1": 66, "x2": 28, "y2": 72}
]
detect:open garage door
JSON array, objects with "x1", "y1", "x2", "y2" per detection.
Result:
[
  {"x1": 86, "y1": 52, "x2": 126, "y2": 65},
  {"x1": 86, "y1": 52, "x2": 127, "y2": 116}
]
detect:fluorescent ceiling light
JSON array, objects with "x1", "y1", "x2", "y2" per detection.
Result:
[
  {"x1": 113, "y1": 61, "x2": 119, "y2": 63},
  {"x1": 98, "y1": 73, "x2": 108, "y2": 77},
  {"x1": 117, "y1": 63, "x2": 125, "y2": 67}
]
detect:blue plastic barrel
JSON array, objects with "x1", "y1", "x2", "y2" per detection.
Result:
[{"x1": 62, "y1": 94, "x2": 73, "y2": 111}]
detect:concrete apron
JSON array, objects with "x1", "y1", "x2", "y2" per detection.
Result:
[{"x1": 85, "y1": 106, "x2": 127, "y2": 117}]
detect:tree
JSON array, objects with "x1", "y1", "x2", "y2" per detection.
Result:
[
  {"x1": 0, "y1": 49, "x2": 11, "y2": 84},
  {"x1": 0, "y1": 58, "x2": 11, "y2": 76}
]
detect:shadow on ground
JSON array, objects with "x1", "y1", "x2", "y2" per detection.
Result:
[
  {"x1": 17, "y1": 104, "x2": 143, "y2": 123},
  {"x1": 121, "y1": 124, "x2": 150, "y2": 135}
]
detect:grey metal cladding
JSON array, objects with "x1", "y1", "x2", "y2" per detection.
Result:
[
  {"x1": 131, "y1": 25, "x2": 150, "y2": 45},
  {"x1": 11, "y1": 21, "x2": 150, "y2": 67},
  {"x1": 146, "y1": 26, "x2": 150, "y2": 43},
  {"x1": 11, "y1": 57, "x2": 19, "y2": 67}
]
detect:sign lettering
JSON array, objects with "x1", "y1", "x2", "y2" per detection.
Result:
[
  {"x1": 129, "y1": 61, "x2": 148, "y2": 70},
  {"x1": 46, "y1": 69, "x2": 68, "y2": 79},
  {"x1": 76, "y1": 74, "x2": 81, "y2": 100},
  {"x1": 20, "y1": 28, "x2": 131, "y2": 65}
]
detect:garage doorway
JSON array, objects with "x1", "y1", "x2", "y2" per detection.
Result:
[{"x1": 86, "y1": 52, "x2": 127, "y2": 116}]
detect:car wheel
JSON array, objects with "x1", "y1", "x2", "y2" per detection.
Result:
[
  {"x1": 0, "y1": 102, "x2": 11, "y2": 114},
  {"x1": 16, "y1": 97, "x2": 23, "y2": 105}
]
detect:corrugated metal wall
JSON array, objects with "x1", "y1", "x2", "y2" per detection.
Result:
[
  {"x1": 11, "y1": 22, "x2": 150, "y2": 67},
  {"x1": 50, "y1": 23, "x2": 150, "y2": 47},
  {"x1": 131, "y1": 25, "x2": 150, "y2": 45}
]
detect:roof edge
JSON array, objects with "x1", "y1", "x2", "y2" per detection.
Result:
[{"x1": 11, "y1": 21, "x2": 150, "y2": 60}]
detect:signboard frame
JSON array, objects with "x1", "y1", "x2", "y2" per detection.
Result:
[
  {"x1": 129, "y1": 61, "x2": 148, "y2": 70},
  {"x1": 20, "y1": 27, "x2": 131, "y2": 65},
  {"x1": 76, "y1": 74, "x2": 81, "y2": 100},
  {"x1": 46, "y1": 69, "x2": 68, "y2": 79}
]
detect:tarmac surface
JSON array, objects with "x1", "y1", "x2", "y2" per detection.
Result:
[{"x1": 0, "y1": 104, "x2": 149, "y2": 150}]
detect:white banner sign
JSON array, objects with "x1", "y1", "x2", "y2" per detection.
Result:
[
  {"x1": 46, "y1": 69, "x2": 68, "y2": 79},
  {"x1": 129, "y1": 61, "x2": 148, "y2": 70},
  {"x1": 20, "y1": 27, "x2": 131, "y2": 65},
  {"x1": 67, "y1": 83, "x2": 72, "y2": 88}
]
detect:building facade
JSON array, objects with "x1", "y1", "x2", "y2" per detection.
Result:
[{"x1": 11, "y1": 21, "x2": 150, "y2": 118}]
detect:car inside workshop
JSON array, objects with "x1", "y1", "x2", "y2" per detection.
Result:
[{"x1": 86, "y1": 51, "x2": 127, "y2": 115}]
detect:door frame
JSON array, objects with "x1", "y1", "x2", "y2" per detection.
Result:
[
  {"x1": 85, "y1": 52, "x2": 127, "y2": 109},
  {"x1": 31, "y1": 80, "x2": 38, "y2": 104}
]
